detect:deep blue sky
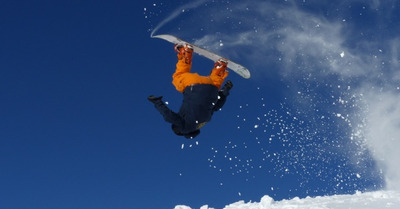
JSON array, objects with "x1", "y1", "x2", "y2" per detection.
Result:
[{"x1": 2, "y1": 0, "x2": 399, "y2": 209}]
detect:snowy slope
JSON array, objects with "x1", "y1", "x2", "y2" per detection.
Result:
[{"x1": 175, "y1": 190, "x2": 400, "y2": 209}]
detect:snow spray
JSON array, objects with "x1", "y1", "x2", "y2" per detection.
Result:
[{"x1": 150, "y1": 0, "x2": 208, "y2": 37}]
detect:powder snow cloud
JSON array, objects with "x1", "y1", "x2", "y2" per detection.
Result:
[
  {"x1": 191, "y1": 0, "x2": 400, "y2": 191},
  {"x1": 152, "y1": 0, "x2": 400, "y2": 191}
]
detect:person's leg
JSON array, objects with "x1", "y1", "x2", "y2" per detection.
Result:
[
  {"x1": 172, "y1": 59, "x2": 193, "y2": 92},
  {"x1": 209, "y1": 58, "x2": 229, "y2": 89},
  {"x1": 172, "y1": 57, "x2": 214, "y2": 92},
  {"x1": 172, "y1": 44, "x2": 194, "y2": 92}
]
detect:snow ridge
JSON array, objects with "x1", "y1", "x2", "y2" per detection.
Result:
[{"x1": 175, "y1": 190, "x2": 400, "y2": 209}]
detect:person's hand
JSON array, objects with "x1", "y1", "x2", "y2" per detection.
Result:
[{"x1": 225, "y1": 80, "x2": 233, "y2": 90}]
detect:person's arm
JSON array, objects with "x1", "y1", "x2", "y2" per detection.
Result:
[
  {"x1": 213, "y1": 80, "x2": 233, "y2": 111},
  {"x1": 149, "y1": 96, "x2": 184, "y2": 127}
]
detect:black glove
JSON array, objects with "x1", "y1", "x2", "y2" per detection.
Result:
[
  {"x1": 148, "y1": 95, "x2": 163, "y2": 104},
  {"x1": 224, "y1": 80, "x2": 233, "y2": 91},
  {"x1": 220, "y1": 80, "x2": 233, "y2": 97}
]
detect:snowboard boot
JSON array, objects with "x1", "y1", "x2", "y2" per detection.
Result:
[
  {"x1": 175, "y1": 43, "x2": 193, "y2": 64},
  {"x1": 147, "y1": 95, "x2": 163, "y2": 104},
  {"x1": 214, "y1": 58, "x2": 228, "y2": 70}
]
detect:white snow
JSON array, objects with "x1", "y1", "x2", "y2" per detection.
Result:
[{"x1": 175, "y1": 190, "x2": 400, "y2": 209}]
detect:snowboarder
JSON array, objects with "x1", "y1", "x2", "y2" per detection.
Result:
[{"x1": 148, "y1": 43, "x2": 233, "y2": 139}]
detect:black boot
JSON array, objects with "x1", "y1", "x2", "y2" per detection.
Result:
[{"x1": 148, "y1": 95, "x2": 163, "y2": 104}]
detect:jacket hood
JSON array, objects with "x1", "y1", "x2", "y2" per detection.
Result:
[
  {"x1": 172, "y1": 125, "x2": 200, "y2": 139},
  {"x1": 183, "y1": 130, "x2": 200, "y2": 139}
]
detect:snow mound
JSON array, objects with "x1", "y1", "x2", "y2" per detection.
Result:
[{"x1": 175, "y1": 190, "x2": 400, "y2": 209}]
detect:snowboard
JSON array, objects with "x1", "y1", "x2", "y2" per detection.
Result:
[{"x1": 152, "y1": 34, "x2": 251, "y2": 79}]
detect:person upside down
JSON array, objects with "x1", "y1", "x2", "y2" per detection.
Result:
[{"x1": 148, "y1": 43, "x2": 233, "y2": 139}]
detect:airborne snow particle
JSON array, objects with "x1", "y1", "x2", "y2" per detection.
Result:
[{"x1": 340, "y1": 51, "x2": 345, "y2": 57}]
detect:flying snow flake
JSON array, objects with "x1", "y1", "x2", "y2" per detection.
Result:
[
  {"x1": 340, "y1": 51, "x2": 345, "y2": 58},
  {"x1": 165, "y1": 101, "x2": 169, "y2": 105},
  {"x1": 181, "y1": 144, "x2": 184, "y2": 149},
  {"x1": 254, "y1": 125, "x2": 259, "y2": 129}
]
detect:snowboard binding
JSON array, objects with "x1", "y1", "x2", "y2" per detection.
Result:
[
  {"x1": 175, "y1": 43, "x2": 194, "y2": 64},
  {"x1": 215, "y1": 58, "x2": 228, "y2": 70}
]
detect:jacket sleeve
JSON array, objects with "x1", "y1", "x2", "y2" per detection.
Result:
[
  {"x1": 152, "y1": 99, "x2": 184, "y2": 127},
  {"x1": 213, "y1": 88, "x2": 230, "y2": 112}
]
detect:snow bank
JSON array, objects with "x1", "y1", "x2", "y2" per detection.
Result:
[{"x1": 175, "y1": 190, "x2": 400, "y2": 209}]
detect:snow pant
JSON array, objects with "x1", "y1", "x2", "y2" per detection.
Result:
[{"x1": 172, "y1": 58, "x2": 228, "y2": 93}]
